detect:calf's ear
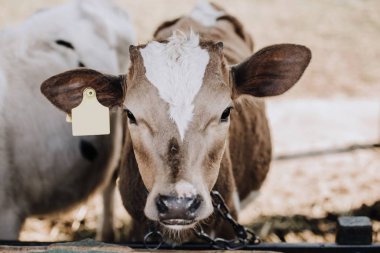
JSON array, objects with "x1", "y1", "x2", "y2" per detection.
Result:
[
  {"x1": 41, "y1": 68, "x2": 126, "y2": 113},
  {"x1": 231, "y1": 44, "x2": 311, "y2": 97}
]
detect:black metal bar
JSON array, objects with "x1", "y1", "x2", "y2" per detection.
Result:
[
  {"x1": 0, "y1": 240, "x2": 60, "y2": 246},
  {"x1": 274, "y1": 143, "x2": 380, "y2": 161},
  {"x1": 2, "y1": 241, "x2": 380, "y2": 253},
  {"x1": 114, "y1": 242, "x2": 380, "y2": 253},
  {"x1": 247, "y1": 243, "x2": 380, "y2": 253}
]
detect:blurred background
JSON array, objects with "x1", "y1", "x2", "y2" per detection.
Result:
[{"x1": 0, "y1": 0, "x2": 379, "y2": 243}]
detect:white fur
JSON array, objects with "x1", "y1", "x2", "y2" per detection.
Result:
[
  {"x1": 0, "y1": 0, "x2": 135, "y2": 240},
  {"x1": 140, "y1": 32, "x2": 210, "y2": 140},
  {"x1": 16, "y1": 0, "x2": 135, "y2": 74},
  {"x1": 190, "y1": 0, "x2": 224, "y2": 27},
  {"x1": 175, "y1": 180, "x2": 197, "y2": 198}
]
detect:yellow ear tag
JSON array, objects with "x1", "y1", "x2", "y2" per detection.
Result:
[{"x1": 71, "y1": 88, "x2": 110, "y2": 136}]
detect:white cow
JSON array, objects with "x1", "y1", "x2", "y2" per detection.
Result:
[{"x1": 0, "y1": 0, "x2": 135, "y2": 240}]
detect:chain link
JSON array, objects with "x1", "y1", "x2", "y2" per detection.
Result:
[
  {"x1": 192, "y1": 190, "x2": 260, "y2": 249},
  {"x1": 143, "y1": 223, "x2": 164, "y2": 250}
]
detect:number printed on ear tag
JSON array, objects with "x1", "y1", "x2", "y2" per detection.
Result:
[{"x1": 71, "y1": 88, "x2": 110, "y2": 136}]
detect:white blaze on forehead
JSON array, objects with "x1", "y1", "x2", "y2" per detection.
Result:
[
  {"x1": 190, "y1": 0, "x2": 224, "y2": 27},
  {"x1": 140, "y1": 32, "x2": 210, "y2": 140},
  {"x1": 175, "y1": 180, "x2": 196, "y2": 198}
]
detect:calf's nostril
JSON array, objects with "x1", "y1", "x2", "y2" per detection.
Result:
[
  {"x1": 189, "y1": 195, "x2": 202, "y2": 213},
  {"x1": 156, "y1": 195, "x2": 169, "y2": 214}
]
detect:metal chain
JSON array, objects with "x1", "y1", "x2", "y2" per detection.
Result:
[
  {"x1": 143, "y1": 223, "x2": 164, "y2": 250},
  {"x1": 192, "y1": 190, "x2": 261, "y2": 249}
]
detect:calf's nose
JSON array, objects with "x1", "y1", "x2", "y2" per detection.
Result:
[{"x1": 156, "y1": 194, "x2": 202, "y2": 221}]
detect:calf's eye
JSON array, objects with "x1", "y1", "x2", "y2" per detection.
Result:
[
  {"x1": 125, "y1": 109, "x2": 137, "y2": 124},
  {"x1": 220, "y1": 107, "x2": 233, "y2": 122}
]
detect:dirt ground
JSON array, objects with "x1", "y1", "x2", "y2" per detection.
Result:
[{"x1": 1, "y1": 0, "x2": 379, "y2": 244}]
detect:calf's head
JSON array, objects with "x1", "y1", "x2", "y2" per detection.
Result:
[{"x1": 41, "y1": 32, "x2": 311, "y2": 232}]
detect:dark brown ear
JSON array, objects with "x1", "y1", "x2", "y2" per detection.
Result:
[
  {"x1": 41, "y1": 68, "x2": 126, "y2": 114},
  {"x1": 231, "y1": 44, "x2": 311, "y2": 97}
]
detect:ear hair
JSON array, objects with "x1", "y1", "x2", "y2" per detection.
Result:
[
  {"x1": 214, "y1": 41, "x2": 224, "y2": 54},
  {"x1": 41, "y1": 68, "x2": 126, "y2": 113},
  {"x1": 215, "y1": 41, "x2": 223, "y2": 49},
  {"x1": 129, "y1": 45, "x2": 137, "y2": 54},
  {"x1": 129, "y1": 44, "x2": 147, "y2": 65}
]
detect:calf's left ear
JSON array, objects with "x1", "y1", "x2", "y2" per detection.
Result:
[
  {"x1": 41, "y1": 68, "x2": 126, "y2": 114},
  {"x1": 231, "y1": 44, "x2": 311, "y2": 97}
]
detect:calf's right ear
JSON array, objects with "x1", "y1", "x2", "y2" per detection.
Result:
[{"x1": 41, "y1": 68, "x2": 126, "y2": 113}]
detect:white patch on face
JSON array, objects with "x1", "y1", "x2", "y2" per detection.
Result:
[
  {"x1": 175, "y1": 180, "x2": 196, "y2": 198},
  {"x1": 240, "y1": 190, "x2": 259, "y2": 210},
  {"x1": 140, "y1": 32, "x2": 210, "y2": 140},
  {"x1": 190, "y1": 0, "x2": 224, "y2": 27}
]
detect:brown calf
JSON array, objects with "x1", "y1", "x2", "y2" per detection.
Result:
[{"x1": 41, "y1": 2, "x2": 311, "y2": 244}]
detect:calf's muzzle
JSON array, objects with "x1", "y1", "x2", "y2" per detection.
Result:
[{"x1": 156, "y1": 194, "x2": 202, "y2": 223}]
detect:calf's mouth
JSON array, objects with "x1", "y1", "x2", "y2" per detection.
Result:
[
  {"x1": 161, "y1": 219, "x2": 195, "y2": 226},
  {"x1": 161, "y1": 219, "x2": 197, "y2": 231}
]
